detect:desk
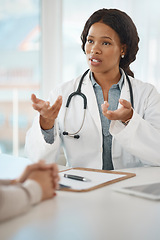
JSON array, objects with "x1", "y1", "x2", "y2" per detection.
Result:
[{"x1": 0, "y1": 154, "x2": 160, "y2": 240}]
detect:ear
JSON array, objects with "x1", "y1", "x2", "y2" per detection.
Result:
[{"x1": 121, "y1": 44, "x2": 127, "y2": 57}]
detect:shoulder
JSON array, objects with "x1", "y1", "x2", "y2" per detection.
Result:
[
  {"x1": 129, "y1": 76, "x2": 160, "y2": 106},
  {"x1": 47, "y1": 75, "x2": 80, "y2": 104},
  {"x1": 129, "y1": 76, "x2": 159, "y2": 94},
  {"x1": 48, "y1": 72, "x2": 90, "y2": 102},
  {"x1": 52, "y1": 75, "x2": 82, "y2": 93}
]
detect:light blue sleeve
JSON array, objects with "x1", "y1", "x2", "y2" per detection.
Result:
[{"x1": 41, "y1": 127, "x2": 54, "y2": 144}]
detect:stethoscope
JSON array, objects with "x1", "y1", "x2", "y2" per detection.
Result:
[{"x1": 63, "y1": 69, "x2": 134, "y2": 139}]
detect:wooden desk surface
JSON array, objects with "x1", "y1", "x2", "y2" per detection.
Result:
[{"x1": 0, "y1": 154, "x2": 160, "y2": 240}]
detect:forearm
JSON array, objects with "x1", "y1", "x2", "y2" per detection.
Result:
[
  {"x1": 0, "y1": 179, "x2": 12, "y2": 185},
  {"x1": 0, "y1": 180, "x2": 42, "y2": 222},
  {"x1": 110, "y1": 111, "x2": 160, "y2": 166}
]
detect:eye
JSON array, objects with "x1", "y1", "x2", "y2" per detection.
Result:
[
  {"x1": 103, "y1": 42, "x2": 111, "y2": 46},
  {"x1": 87, "y1": 39, "x2": 93, "y2": 44}
]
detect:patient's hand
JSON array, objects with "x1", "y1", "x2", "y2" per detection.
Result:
[
  {"x1": 12, "y1": 161, "x2": 60, "y2": 200},
  {"x1": 28, "y1": 169, "x2": 56, "y2": 200}
]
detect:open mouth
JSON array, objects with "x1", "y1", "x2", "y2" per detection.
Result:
[
  {"x1": 91, "y1": 59, "x2": 101, "y2": 63},
  {"x1": 89, "y1": 57, "x2": 102, "y2": 65}
]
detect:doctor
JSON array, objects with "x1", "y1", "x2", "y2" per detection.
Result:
[{"x1": 25, "y1": 9, "x2": 160, "y2": 170}]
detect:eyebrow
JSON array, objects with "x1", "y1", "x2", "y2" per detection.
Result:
[{"x1": 87, "y1": 35, "x2": 112, "y2": 40}]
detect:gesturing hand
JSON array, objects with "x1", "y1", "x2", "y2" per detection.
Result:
[
  {"x1": 101, "y1": 99, "x2": 133, "y2": 123},
  {"x1": 31, "y1": 94, "x2": 62, "y2": 129}
]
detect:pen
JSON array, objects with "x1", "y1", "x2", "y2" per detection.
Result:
[
  {"x1": 59, "y1": 183, "x2": 71, "y2": 189},
  {"x1": 64, "y1": 174, "x2": 90, "y2": 182}
]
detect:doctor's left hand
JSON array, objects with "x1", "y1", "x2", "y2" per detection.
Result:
[{"x1": 101, "y1": 99, "x2": 133, "y2": 123}]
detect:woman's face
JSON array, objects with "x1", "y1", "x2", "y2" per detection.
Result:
[{"x1": 85, "y1": 22, "x2": 125, "y2": 75}]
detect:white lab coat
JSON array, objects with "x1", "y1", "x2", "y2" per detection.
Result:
[{"x1": 25, "y1": 70, "x2": 160, "y2": 169}]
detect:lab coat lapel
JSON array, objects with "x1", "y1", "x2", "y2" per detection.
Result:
[{"x1": 82, "y1": 73, "x2": 102, "y2": 133}]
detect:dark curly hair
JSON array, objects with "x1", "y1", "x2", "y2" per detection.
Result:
[{"x1": 81, "y1": 9, "x2": 140, "y2": 77}]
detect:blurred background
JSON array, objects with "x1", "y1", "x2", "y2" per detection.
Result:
[{"x1": 0, "y1": 0, "x2": 160, "y2": 157}]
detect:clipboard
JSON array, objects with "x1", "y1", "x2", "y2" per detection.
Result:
[{"x1": 59, "y1": 168, "x2": 136, "y2": 192}]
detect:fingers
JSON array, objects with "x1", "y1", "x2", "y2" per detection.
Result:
[
  {"x1": 51, "y1": 163, "x2": 59, "y2": 177},
  {"x1": 38, "y1": 162, "x2": 60, "y2": 190},
  {"x1": 119, "y1": 99, "x2": 132, "y2": 109},
  {"x1": 45, "y1": 169, "x2": 58, "y2": 199},
  {"x1": 49, "y1": 96, "x2": 62, "y2": 117},
  {"x1": 119, "y1": 99, "x2": 133, "y2": 121},
  {"x1": 27, "y1": 161, "x2": 45, "y2": 171},
  {"x1": 31, "y1": 93, "x2": 52, "y2": 111},
  {"x1": 18, "y1": 161, "x2": 59, "y2": 200},
  {"x1": 33, "y1": 101, "x2": 49, "y2": 112},
  {"x1": 38, "y1": 159, "x2": 45, "y2": 165},
  {"x1": 31, "y1": 94, "x2": 45, "y2": 112},
  {"x1": 101, "y1": 101, "x2": 109, "y2": 114},
  {"x1": 101, "y1": 99, "x2": 133, "y2": 121},
  {"x1": 32, "y1": 95, "x2": 62, "y2": 121},
  {"x1": 31, "y1": 93, "x2": 36, "y2": 103},
  {"x1": 102, "y1": 108, "x2": 120, "y2": 120},
  {"x1": 28, "y1": 169, "x2": 56, "y2": 201},
  {"x1": 44, "y1": 163, "x2": 59, "y2": 178},
  {"x1": 42, "y1": 96, "x2": 62, "y2": 120},
  {"x1": 31, "y1": 94, "x2": 42, "y2": 104},
  {"x1": 17, "y1": 161, "x2": 56, "y2": 183},
  {"x1": 49, "y1": 163, "x2": 60, "y2": 189},
  {"x1": 37, "y1": 161, "x2": 59, "y2": 177},
  {"x1": 17, "y1": 161, "x2": 45, "y2": 183}
]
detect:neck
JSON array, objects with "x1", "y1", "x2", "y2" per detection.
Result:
[
  {"x1": 92, "y1": 69, "x2": 121, "y2": 102},
  {"x1": 93, "y1": 69, "x2": 121, "y2": 90}
]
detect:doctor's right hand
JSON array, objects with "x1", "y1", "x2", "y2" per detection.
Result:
[{"x1": 31, "y1": 94, "x2": 62, "y2": 130}]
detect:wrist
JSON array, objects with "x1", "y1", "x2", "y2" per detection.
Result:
[
  {"x1": 121, "y1": 108, "x2": 133, "y2": 124},
  {"x1": 22, "y1": 179, "x2": 42, "y2": 204},
  {"x1": 121, "y1": 119, "x2": 131, "y2": 126},
  {"x1": 40, "y1": 115, "x2": 55, "y2": 130},
  {"x1": 11, "y1": 179, "x2": 18, "y2": 184}
]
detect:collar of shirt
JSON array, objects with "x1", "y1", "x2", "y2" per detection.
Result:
[{"x1": 90, "y1": 71, "x2": 124, "y2": 90}]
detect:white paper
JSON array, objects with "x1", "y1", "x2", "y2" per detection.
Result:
[{"x1": 59, "y1": 169, "x2": 126, "y2": 190}]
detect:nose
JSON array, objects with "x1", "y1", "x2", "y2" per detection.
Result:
[{"x1": 91, "y1": 44, "x2": 101, "y2": 54}]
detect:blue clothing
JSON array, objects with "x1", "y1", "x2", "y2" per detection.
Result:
[
  {"x1": 90, "y1": 72, "x2": 123, "y2": 170},
  {"x1": 41, "y1": 127, "x2": 54, "y2": 144}
]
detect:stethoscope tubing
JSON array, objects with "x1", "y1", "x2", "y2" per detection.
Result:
[
  {"x1": 63, "y1": 69, "x2": 134, "y2": 139},
  {"x1": 65, "y1": 69, "x2": 89, "y2": 109},
  {"x1": 124, "y1": 72, "x2": 134, "y2": 109}
]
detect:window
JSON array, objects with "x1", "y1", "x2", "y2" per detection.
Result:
[{"x1": 0, "y1": 0, "x2": 41, "y2": 156}]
